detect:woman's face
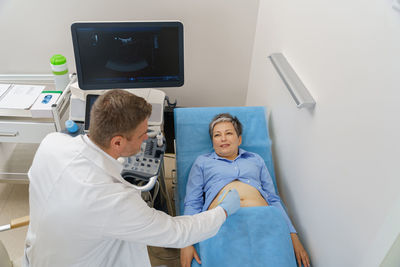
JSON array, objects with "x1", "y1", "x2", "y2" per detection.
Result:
[{"x1": 212, "y1": 121, "x2": 242, "y2": 160}]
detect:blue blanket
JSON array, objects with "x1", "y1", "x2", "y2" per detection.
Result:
[{"x1": 191, "y1": 207, "x2": 296, "y2": 267}]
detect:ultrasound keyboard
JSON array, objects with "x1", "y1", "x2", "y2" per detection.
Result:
[{"x1": 121, "y1": 137, "x2": 166, "y2": 181}]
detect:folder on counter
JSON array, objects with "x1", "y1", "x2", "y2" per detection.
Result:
[{"x1": 0, "y1": 84, "x2": 45, "y2": 109}]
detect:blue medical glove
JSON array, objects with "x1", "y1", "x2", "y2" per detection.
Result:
[{"x1": 218, "y1": 188, "x2": 240, "y2": 216}]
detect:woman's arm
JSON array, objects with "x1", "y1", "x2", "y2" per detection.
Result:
[
  {"x1": 290, "y1": 233, "x2": 310, "y2": 267},
  {"x1": 180, "y1": 245, "x2": 201, "y2": 267},
  {"x1": 183, "y1": 159, "x2": 206, "y2": 215},
  {"x1": 258, "y1": 157, "x2": 296, "y2": 233},
  {"x1": 257, "y1": 155, "x2": 310, "y2": 266},
  {"x1": 181, "y1": 159, "x2": 206, "y2": 266}
]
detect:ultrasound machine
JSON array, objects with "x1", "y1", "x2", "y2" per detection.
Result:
[{"x1": 67, "y1": 21, "x2": 183, "y2": 213}]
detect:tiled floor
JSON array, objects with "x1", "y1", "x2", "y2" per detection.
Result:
[{"x1": 0, "y1": 154, "x2": 181, "y2": 267}]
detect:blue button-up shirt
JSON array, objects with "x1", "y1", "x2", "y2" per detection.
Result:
[{"x1": 183, "y1": 148, "x2": 296, "y2": 233}]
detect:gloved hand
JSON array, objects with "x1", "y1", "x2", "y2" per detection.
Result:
[{"x1": 218, "y1": 188, "x2": 240, "y2": 216}]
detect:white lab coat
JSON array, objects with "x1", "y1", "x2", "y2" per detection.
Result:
[{"x1": 23, "y1": 133, "x2": 226, "y2": 267}]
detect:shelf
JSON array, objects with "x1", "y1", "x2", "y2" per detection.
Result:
[
  {"x1": 0, "y1": 74, "x2": 75, "y2": 183},
  {"x1": 0, "y1": 143, "x2": 39, "y2": 183},
  {"x1": 0, "y1": 75, "x2": 73, "y2": 143}
]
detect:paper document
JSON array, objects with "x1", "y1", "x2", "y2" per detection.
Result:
[
  {"x1": 0, "y1": 84, "x2": 12, "y2": 99},
  {"x1": 0, "y1": 84, "x2": 45, "y2": 109}
]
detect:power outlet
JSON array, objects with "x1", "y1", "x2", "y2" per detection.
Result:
[{"x1": 393, "y1": 0, "x2": 400, "y2": 12}]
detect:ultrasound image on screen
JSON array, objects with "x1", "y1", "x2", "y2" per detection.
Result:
[{"x1": 73, "y1": 23, "x2": 183, "y2": 89}]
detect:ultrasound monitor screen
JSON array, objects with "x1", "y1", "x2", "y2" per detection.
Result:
[{"x1": 71, "y1": 21, "x2": 184, "y2": 90}]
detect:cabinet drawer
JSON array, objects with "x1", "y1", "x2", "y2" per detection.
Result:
[{"x1": 0, "y1": 120, "x2": 56, "y2": 143}]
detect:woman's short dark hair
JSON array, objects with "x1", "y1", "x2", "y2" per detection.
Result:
[{"x1": 209, "y1": 113, "x2": 242, "y2": 138}]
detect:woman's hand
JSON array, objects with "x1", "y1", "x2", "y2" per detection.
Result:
[
  {"x1": 290, "y1": 233, "x2": 310, "y2": 267},
  {"x1": 180, "y1": 245, "x2": 201, "y2": 267}
]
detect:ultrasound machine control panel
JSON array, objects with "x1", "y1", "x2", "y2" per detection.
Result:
[{"x1": 121, "y1": 135, "x2": 166, "y2": 183}]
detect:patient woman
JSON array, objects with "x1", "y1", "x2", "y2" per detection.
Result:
[{"x1": 180, "y1": 113, "x2": 310, "y2": 267}]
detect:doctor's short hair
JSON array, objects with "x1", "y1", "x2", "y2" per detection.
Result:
[
  {"x1": 209, "y1": 113, "x2": 242, "y2": 138},
  {"x1": 89, "y1": 90, "x2": 152, "y2": 148}
]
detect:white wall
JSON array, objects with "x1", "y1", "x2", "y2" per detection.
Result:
[
  {"x1": 246, "y1": 0, "x2": 400, "y2": 266},
  {"x1": 0, "y1": 0, "x2": 259, "y2": 107}
]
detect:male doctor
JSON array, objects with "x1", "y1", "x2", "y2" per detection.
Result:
[{"x1": 23, "y1": 89, "x2": 240, "y2": 267}]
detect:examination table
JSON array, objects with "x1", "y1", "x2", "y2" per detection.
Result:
[{"x1": 174, "y1": 106, "x2": 297, "y2": 267}]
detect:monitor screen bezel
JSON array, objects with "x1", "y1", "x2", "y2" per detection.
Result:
[
  {"x1": 71, "y1": 21, "x2": 184, "y2": 90},
  {"x1": 84, "y1": 94, "x2": 100, "y2": 132}
]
